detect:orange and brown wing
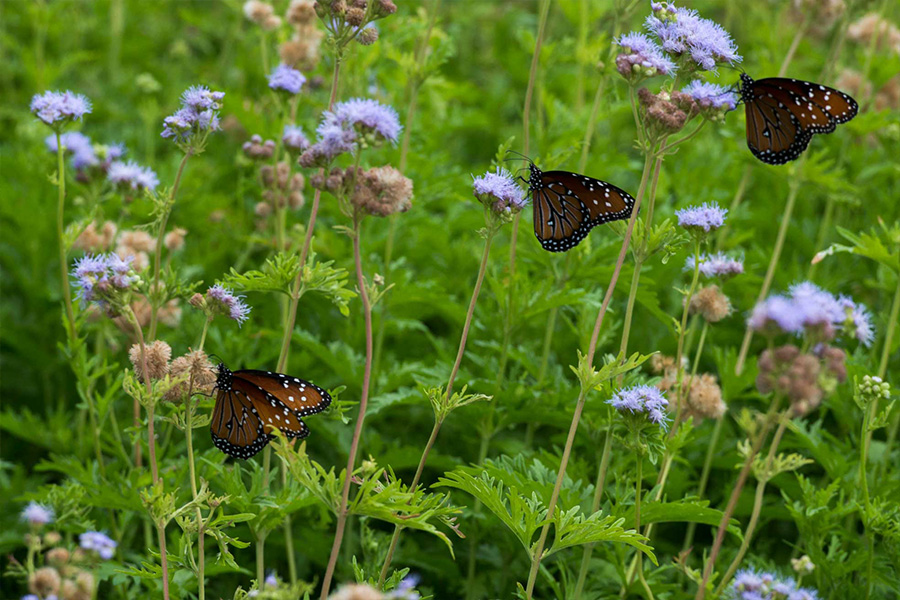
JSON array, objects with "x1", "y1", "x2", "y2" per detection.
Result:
[
  {"x1": 232, "y1": 370, "x2": 331, "y2": 417},
  {"x1": 210, "y1": 387, "x2": 272, "y2": 459}
]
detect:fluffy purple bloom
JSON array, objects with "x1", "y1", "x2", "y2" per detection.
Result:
[
  {"x1": 748, "y1": 294, "x2": 805, "y2": 334},
  {"x1": 837, "y1": 296, "x2": 875, "y2": 346},
  {"x1": 386, "y1": 574, "x2": 421, "y2": 599},
  {"x1": 72, "y1": 254, "x2": 137, "y2": 305},
  {"x1": 608, "y1": 385, "x2": 669, "y2": 429},
  {"x1": 20, "y1": 502, "x2": 54, "y2": 526},
  {"x1": 181, "y1": 85, "x2": 225, "y2": 111},
  {"x1": 615, "y1": 31, "x2": 677, "y2": 78},
  {"x1": 682, "y1": 80, "x2": 737, "y2": 110},
  {"x1": 646, "y1": 4, "x2": 741, "y2": 71},
  {"x1": 328, "y1": 98, "x2": 402, "y2": 143},
  {"x1": 472, "y1": 168, "x2": 527, "y2": 214},
  {"x1": 282, "y1": 124, "x2": 310, "y2": 152},
  {"x1": 302, "y1": 121, "x2": 359, "y2": 165},
  {"x1": 685, "y1": 252, "x2": 743, "y2": 278},
  {"x1": 264, "y1": 572, "x2": 278, "y2": 588},
  {"x1": 162, "y1": 86, "x2": 225, "y2": 143},
  {"x1": 79, "y1": 531, "x2": 117, "y2": 560},
  {"x1": 107, "y1": 160, "x2": 160, "y2": 192},
  {"x1": 30, "y1": 90, "x2": 92, "y2": 126},
  {"x1": 790, "y1": 282, "x2": 843, "y2": 328},
  {"x1": 206, "y1": 284, "x2": 251, "y2": 326},
  {"x1": 676, "y1": 202, "x2": 727, "y2": 231},
  {"x1": 731, "y1": 568, "x2": 817, "y2": 600},
  {"x1": 268, "y1": 64, "x2": 306, "y2": 94},
  {"x1": 45, "y1": 131, "x2": 99, "y2": 170}
]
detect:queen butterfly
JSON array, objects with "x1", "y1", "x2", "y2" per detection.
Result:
[
  {"x1": 210, "y1": 363, "x2": 331, "y2": 459},
  {"x1": 526, "y1": 162, "x2": 635, "y2": 252},
  {"x1": 738, "y1": 73, "x2": 858, "y2": 165}
]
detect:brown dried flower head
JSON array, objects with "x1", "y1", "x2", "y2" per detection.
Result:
[
  {"x1": 689, "y1": 285, "x2": 732, "y2": 323},
  {"x1": 352, "y1": 165, "x2": 414, "y2": 217},
  {"x1": 639, "y1": 88, "x2": 688, "y2": 134},
  {"x1": 686, "y1": 373, "x2": 727, "y2": 420},
  {"x1": 243, "y1": 134, "x2": 276, "y2": 160},
  {"x1": 164, "y1": 227, "x2": 188, "y2": 252},
  {"x1": 129, "y1": 340, "x2": 172, "y2": 381},
  {"x1": 287, "y1": 0, "x2": 317, "y2": 25},
  {"x1": 46, "y1": 548, "x2": 70, "y2": 566},
  {"x1": 328, "y1": 583, "x2": 384, "y2": 600},
  {"x1": 29, "y1": 567, "x2": 61, "y2": 597},
  {"x1": 848, "y1": 13, "x2": 900, "y2": 56},
  {"x1": 165, "y1": 350, "x2": 216, "y2": 402}
]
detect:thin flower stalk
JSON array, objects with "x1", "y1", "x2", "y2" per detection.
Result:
[
  {"x1": 878, "y1": 276, "x2": 900, "y2": 471},
  {"x1": 682, "y1": 414, "x2": 724, "y2": 551},
  {"x1": 573, "y1": 429, "x2": 613, "y2": 598},
  {"x1": 672, "y1": 239, "x2": 703, "y2": 428},
  {"x1": 55, "y1": 131, "x2": 76, "y2": 342},
  {"x1": 320, "y1": 212, "x2": 375, "y2": 600},
  {"x1": 184, "y1": 319, "x2": 210, "y2": 600},
  {"x1": 634, "y1": 451, "x2": 655, "y2": 600},
  {"x1": 524, "y1": 147, "x2": 655, "y2": 599}
]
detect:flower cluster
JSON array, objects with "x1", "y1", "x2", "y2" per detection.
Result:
[
  {"x1": 71, "y1": 254, "x2": 140, "y2": 311},
  {"x1": 757, "y1": 344, "x2": 847, "y2": 416},
  {"x1": 689, "y1": 284, "x2": 732, "y2": 322},
  {"x1": 645, "y1": 2, "x2": 741, "y2": 72},
  {"x1": 30, "y1": 90, "x2": 91, "y2": 128},
  {"x1": 685, "y1": 373, "x2": 727, "y2": 420},
  {"x1": 199, "y1": 284, "x2": 252, "y2": 326},
  {"x1": 244, "y1": 0, "x2": 282, "y2": 29},
  {"x1": 312, "y1": 165, "x2": 413, "y2": 218},
  {"x1": 316, "y1": 0, "x2": 397, "y2": 45},
  {"x1": 282, "y1": 0, "x2": 325, "y2": 70},
  {"x1": 79, "y1": 531, "x2": 117, "y2": 560},
  {"x1": 107, "y1": 160, "x2": 160, "y2": 193},
  {"x1": 268, "y1": 63, "x2": 306, "y2": 94},
  {"x1": 748, "y1": 282, "x2": 874, "y2": 346},
  {"x1": 282, "y1": 124, "x2": 310, "y2": 153},
  {"x1": 45, "y1": 131, "x2": 125, "y2": 174},
  {"x1": 682, "y1": 80, "x2": 737, "y2": 120},
  {"x1": 685, "y1": 252, "x2": 743, "y2": 279},
  {"x1": 256, "y1": 160, "x2": 306, "y2": 219},
  {"x1": 676, "y1": 202, "x2": 727, "y2": 233},
  {"x1": 472, "y1": 168, "x2": 527, "y2": 216},
  {"x1": 615, "y1": 32, "x2": 677, "y2": 80},
  {"x1": 21, "y1": 502, "x2": 54, "y2": 527},
  {"x1": 608, "y1": 384, "x2": 669, "y2": 429},
  {"x1": 731, "y1": 569, "x2": 819, "y2": 600},
  {"x1": 243, "y1": 134, "x2": 276, "y2": 160},
  {"x1": 637, "y1": 87, "x2": 698, "y2": 134},
  {"x1": 161, "y1": 85, "x2": 225, "y2": 148},
  {"x1": 299, "y1": 98, "x2": 401, "y2": 167}
]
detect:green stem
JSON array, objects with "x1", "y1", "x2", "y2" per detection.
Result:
[
  {"x1": 186, "y1": 319, "x2": 209, "y2": 600},
  {"x1": 735, "y1": 177, "x2": 800, "y2": 375},
  {"x1": 634, "y1": 452, "x2": 654, "y2": 600},
  {"x1": 55, "y1": 131, "x2": 76, "y2": 342},
  {"x1": 574, "y1": 431, "x2": 613, "y2": 598},
  {"x1": 672, "y1": 240, "x2": 703, "y2": 430},
  {"x1": 683, "y1": 414, "x2": 723, "y2": 552},
  {"x1": 877, "y1": 274, "x2": 900, "y2": 472},
  {"x1": 860, "y1": 397, "x2": 874, "y2": 599},
  {"x1": 464, "y1": 433, "x2": 492, "y2": 599}
]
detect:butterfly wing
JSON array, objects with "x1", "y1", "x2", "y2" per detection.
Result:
[
  {"x1": 232, "y1": 370, "x2": 332, "y2": 418},
  {"x1": 532, "y1": 170, "x2": 634, "y2": 253},
  {"x1": 210, "y1": 387, "x2": 275, "y2": 460}
]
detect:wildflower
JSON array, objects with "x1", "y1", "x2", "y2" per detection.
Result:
[
  {"x1": 164, "y1": 227, "x2": 188, "y2": 252},
  {"x1": 107, "y1": 160, "x2": 159, "y2": 192},
  {"x1": 28, "y1": 567, "x2": 61, "y2": 598},
  {"x1": 30, "y1": 90, "x2": 92, "y2": 127},
  {"x1": 352, "y1": 166, "x2": 414, "y2": 217},
  {"x1": 328, "y1": 583, "x2": 383, "y2": 600},
  {"x1": 265, "y1": 572, "x2": 278, "y2": 587},
  {"x1": 44, "y1": 131, "x2": 96, "y2": 169},
  {"x1": 282, "y1": 125, "x2": 310, "y2": 153},
  {"x1": 472, "y1": 168, "x2": 527, "y2": 214},
  {"x1": 837, "y1": 296, "x2": 874, "y2": 346},
  {"x1": 731, "y1": 568, "x2": 818, "y2": 600},
  {"x1": 326, "y1": 98, "x2": 402, "y2": 144},
  {"x1": 74, "y1": 221, "x2": 117, "y2": 252},
  {"x1": 243, "y1": 134, "x2": 276, "y2": 160},
  {"x1": 615, "y1": 31, "x2": 676, "y2": 80},
  {"x1": 206, "y1": 284, "x2": 252, "y2": 326},
  {"x1": 161, "y1": 85, "x2": 225, "y2": 147},
  {"x1": 748, "y1": 294, "x2": 805, "y2": 335},
  {"x1": 268, "y1": 63, "x2": 307, "y2": 94},
  {"x1": 686, "y1": 373, "x2": 727, "y2": 419},
  {"x1": 685, "y1": 251, "x2": 743, "y2": 279},
  {"x1": 287, "y1": 0, "x2": 316, "y2": 26},
  {"x1": 682, "y1": 80, "x2": 737, "y2": 112},
  {"x1": 385, "y1": 574, "x2": 420, "y2": 599},
  {"x1": 675, "y1": 202, "x2": 727, "y2": 232},
  {"x1": 166, "y1": 350, "x2": 216, "y2": 401},
  {"x1": 689, "y1": 284, "x2": 731, "y2": 322},
  {"x1": 650, "y1": 354, "x2": 681, "y2": 392},
  {"x1": 71, "y1": 254, "x2": 139, "y2": 309},
  {"x1": 790, "y1": 282, "x2": 843, "y2": 331},
  {"x1": 21, "y1": 502, "x2": 54, "y2": 526},
  {"x1": 128, "y1": 340, "x2": 172, "y2": 381},
  {"x1": 638, "y1": 88, "x2": 691, "y2": 133},
  {"x1": 45, "y1": 548, "x2": 70, "y2": 566},
  {"x1": 859, "y1": 375, "x2": 892, "y2": 404},
  {"x1": 299, "y1": 121, "x2": 359, "y2": 167},
  {"x1": 791, "y1": 555, "x2": 816, "y2": 576},
  {"x1": 357, "y1": 25, "x2": 380, "y2": 45},
  {"x1": 79, "y1": 531, "x2": 117, "y2": 559},
  {"x1": 645, "y1": 3, "x2": 741, "y2": 72},
  {"x1": 608, "y1": 384, "x2": 669, "y2": 429}
]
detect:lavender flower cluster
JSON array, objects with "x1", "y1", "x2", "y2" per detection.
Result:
[
  {"x1": 748, "y1": 282, "x2": 874, "y2": 346},
  {"x1": 20, "y1": 502, "x2": 54, "y2": 526},
  {"x1": 472, "y1": 168, "x2": 527, "y2": 215},
  {"x1": 268, "y1": 63, "x2": 306, "y2": 94},
  {"x1": 614, "y1": 32, "x2": 677, "y2": 80},
  {"x1": 300, "y1": 98, "x2": 401, "y2": 166},
  {"x1": 71, "y1": 254, "x2": 139, "y2": 307},
  {"x1": 44, "y1": 132, "x2": 158, "y2": 191},
  {"x1": 608, "y1": 385, "x2": 669, "y2": 429},
  {"x1": 79, "y1": 531, "x2": 117, "y2": 560},
  {"x1": 685, "y1": 252, "x2": 744, "y2": 278},
  {"x1": 676, "y1": 202, "x2": 728, "y2": 232},
  {"x1": 30, "y1": 90, "x2": 91, "y2": 127},
  {"x1": 732, "y1": 569, "x2": 819, "y2": 600},
  {"x1": 646, "y1": 2, "x2": 742, "y2": 72},
  {"x1": 205, "y1": 284, "x2": 252, "y2": 326},
  {"x1": 161, "y1": 85, "x2": 225, "y2": 145},
  {"x1": 682, "y1": 80, "x2": 738, "y2": 111}
]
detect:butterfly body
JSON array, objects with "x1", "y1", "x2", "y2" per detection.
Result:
[
  {"x1": 527, "y1": 163, "x2": 635, "y2": 252},
  {"x1": 739, "y1": 73, "x2": 858, "y2": 165},
  {"x1": 211, "y1": 363, "x2": 331, "y2": 459}
]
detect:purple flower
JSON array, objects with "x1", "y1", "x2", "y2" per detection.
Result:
[
  {"x1": 282, "y1": 125, "x2": 310, "y2": 152},
  {"x1": 71, "y1": 254, "x2": 137, "y2": 306},
  {"x1": 748, "y1": 294, "x2": 805, "y2": 335},
  {"x1": 181, "y1": 85, "x2": 225, "y2": 111},
  {"x1": 20, "y1": 502, "x2": 54, "y2": 526},
  {"x1": 472, "y1": 168, "x2": 527, "y2": 214},
  {"x1": 386, "y1": 574, "x2": 421, "y2": 599},
  {"x1": 45, "y1": 131, "x2": 99, "y2": 170},
  {"x1": 206, "y1": 284, "x2": 252, "y2": 326},
  {"x1": 108, "y1": 160, "x2": 160, "y2": 192},
  {"x1": 615, "y1": 32, "x2": 677, "y2": 79},
  {"x1": 790, "y1": 282, "x2": 843, "y2": 329},
  {"x1": 268, "y1": 64, "x2": 306, "y2": 94},
  {"x1": 731, "y1": 569, "x2": 817, "y2": 600},
  {"x1": 685, "y1": 252, "x2": 743, "y2": 278},
  {"x1": 682, "y1": 80, "x2": 737, "y2": 110},
  {"x1": 837, "y1": 296, "x2": 875, "y2": 346},
  {"x1": 327, "y1": 98, "x2": 402, "y2": 143},
  {"x1": 162, "y1": 86, "x2": 225, "y2": 144},
  {"x1": 264, "y1": 571, "x2": 278, "y2": 588},
  {"x1": 608, "y1": 385, "x2": 669, "y2": 429},
  {"x1": 80, "y1": 531, "x2": 117, "y2": 560},
  {"x1": 30, "y1": 90, "x2": 92, "y2": 126},
  {"x1": 645, "y1": 4, "x2": 741, "y2": 72},
  {"x1": 676, "y1": 202, "x2": 727, "y2": 232}
]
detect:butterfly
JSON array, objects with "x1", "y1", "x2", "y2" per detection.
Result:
[
  {"x1": 525, "y1": 162, "x2": 635, "y2": 252},
  {"x1": 738, "y1": 73, "x2": 858, "y2": 165},
  {"x1": 210, "y1": 363, "x2": 331, "y2": 459}
]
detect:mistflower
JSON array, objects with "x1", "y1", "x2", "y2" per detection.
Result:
[
  {"x1": 689, "y1": 284, "x2": 732, "y2": 322},
  {"x1": 71, "y1": 254, "x2": 139, "y2": 309},
  {"x1": 637, "y1": 87, "x2": 691, "y2": 133},
  {"x1": 161, "y1": 85, "x2": 225, "y2": 147},
  {"x1": 357, "y1": 25, "x2": 380, "y2": 46},
  {"x1": 268, "y1": 63, "x2": 307, "y2": 94},
  {"x1": 44, "y1": 131, "x2": 98, "y2": 171},
  {"x1": 165, "y1": 349, "x2": 216, "y2": 400},
  {"x1": 21, "y1": 502, "x2": 54, "y2": 526},
  {"x1": 608, "y1": 384, "x2": 669, "y2": 429},
  {"x1": 243, "y1": 0, "x2": 281, "y2": 29},
  {"x1": 107, "y1": 160, "x2": 159, "y2": 192},
  {"x1": 615, "y1": 31, "x2": 677, "y2": 80},
  {"x1": 30, "y1": 90, "x2": 92, "y2": 127},
  {"x1": 282, "y1": 124, "x2": 310, "y2": 153},
  {"x1": 79, "y1": 531, "x2": 117, "y2": 560},
  {"x1": 837, "y1": 296, "x2": 875, "y2": 346},
  {"x1": 748, "y1": 294, "x2": 805, "y2": 335},
  {"x1": 645, "y1": 3, "x2": 741, "y2": 72},
  {"x1": 472, "y1": 168, "x2": 527, "y2": 215},
  {"x1": 686, "y1": 373, "x2": 727, "y2": 419},
  {"x1": 681, "y1": 80, "x2": 737, "y2": 111},
  {"x1": 731, "y1": 569, "x2": 818, "y2": 600},
  {"x1": 205, "y1": 284, "x2": 252, "y2": 326},
  {"x1": 327, "y1": 98, "x2": 402, "y2": 144},
  {"x1": 299, "y1": 121, "x2": 359, "y2": 167},
  {"x1": 74, "y1": 221, "x2": 117, "y2": 252},
  {"x1": 756, "y1": 344, "x2": 845, "y2": 415},
  {"x1": 685, "y1": 251, "x2": 743, "y2": 279},
  {"x1": 287, "y1": 0, "x2": 316, "y2": 26},
  {"x1": 675, "y1": 202, "x2": 727, "y2": 232},
  {"x1": 243, "y1": 134, "x2": 276, "y2": 160},
  {"x1": 128, "y1": 340, "x2": 172, "y2": 381},
  {"x1": 164, "y1": 227, "x2": 188, "y2": 252},
  {"x1": 45, "y1": 548, "x2": 70, "y2": 566},
  {"x1": 28, "y1": 567, "x2": 61, "y2": 598},
  {"x1": 790, "y1": 282, "x2": 843, "y2": 332},
  {"x1": 352, "y1": 166, "x2": 414, "y2": 217},
  {"x1": 385, "y1": 574, "x2": 421, "y2": 599}
]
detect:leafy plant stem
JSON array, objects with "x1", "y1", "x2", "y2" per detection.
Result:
[
  {"x1": 186, "y1": 319, "x2": 209, "y2": 600},
  {"x1": 735, "y1": 177, "x2": 800, "y2": 375},
  {"x1": 55, "y1": 131, "x2": 76, "y2": 342},
  {"x1": 877, "y1": 274, "x2": 900, "y2": 472},
  {"x1": 149, "y1": 150, "x2": 191, "y2": 340},
  {"x1": 464, "y1": 432, "x2": 492, "y2": 599},
  {"x1": 672, "y1": 239, "x2": 703, "y2": 430},
  {"x1": 715, "y1": 416, "x2": 789, "y2": 594},
  {"x1": 683, "y1": 414, "x2": 724, "y2": 551},
  {"x1": 574, "y1": 430, "x2": 613, "y2": 598},
  {"x1": 634, "y1": 451, "x2": 655, "y2": 600},
  {"x1": 320, "y1": 211, "x2": 375, "y2": 600},
  {"x1": 524, "y1": 145, "x2": 656, "y2": 600}
]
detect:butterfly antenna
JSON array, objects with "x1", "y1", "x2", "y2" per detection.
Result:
[
  {"x1": 505, "y1": 149, "x2": 534, "y2": 164},
  {"x1": 208, "y1": 352, "x2": 223, "y2": 366}
]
